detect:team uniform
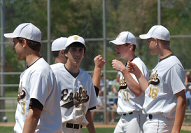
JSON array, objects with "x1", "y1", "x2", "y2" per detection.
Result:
[
  {"x1": 143, "y1": 56, "x2": 185, "y2": 133},
  {"x1": 114, "y1": 57, "x2": 149, "y2": 133},
  {"x1": 50, "y1": 63, "x2": 98, "y2": 133},
  {"x1": 14, "y1": 58, "x2": 62, "y2": 133}
]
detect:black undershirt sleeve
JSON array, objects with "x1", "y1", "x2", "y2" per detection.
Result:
[
  {"x1": 29, "y1": 98, "x2": 43, "y2": 111},
  {"x1": 94, "y1": 86, "x2": 99, "y2": 97},
  {"x1": 90, "y1": 86, "x2": 99, "y2": 110},
  {"x1": 88, "y1": 106, "x2": 96, "y2": 111},
  {"x1": 86, "y1": 86, "x2": 99, "y2": 111}
]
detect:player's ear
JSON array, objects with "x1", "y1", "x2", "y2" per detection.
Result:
[
  {"x1": 64, "y1": 49, "x2": 69, "y2": 57},
  {"x1": 60, "y1": 50, "x2": 65, "y2": 55},
  {"x1": 155, "y1": 39, "x2": 159, "y2": 46},
  {"x1": 130, "y1": 45, "x2": 133, "y2": 51},
  {"x1": 129, "y1": 44, "x2": 134, "y2": 51},
  {"x1": 22, "y1": 39, "x2": 28, "y2": 48},
  {"x1": 59, "y1": 50, "x2": 64, "y2": 56},
  {"x1": 65, "y1": 53, "x2": 68, "y2": 57}
]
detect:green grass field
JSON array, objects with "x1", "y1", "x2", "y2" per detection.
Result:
[
  {"x1": 2, "y1": 90, "x2": 191, "y2": 133},
  {"x1": 0, "y1": 126, "x2": 190, "y2": 133},
  {"x1": 0, "y1": 127, "x2": 114, "y2": 133}
]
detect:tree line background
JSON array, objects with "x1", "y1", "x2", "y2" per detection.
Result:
[{"x1": 2, "y1": 0, "x2": 191, "y2": 85}]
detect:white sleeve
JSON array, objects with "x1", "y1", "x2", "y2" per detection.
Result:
[
  {"x1": 166, "y1": 64, "x2": 186, "y2": 94},
  {"x1": 29, "y1": 70, "x2": 50, "y2": 106}
]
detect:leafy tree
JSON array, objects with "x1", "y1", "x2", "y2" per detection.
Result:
[{"x1": 3, "y1": 0, "x2": 191, "y2": 75}]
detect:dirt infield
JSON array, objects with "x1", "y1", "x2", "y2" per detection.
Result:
[
  {"x1": 0, "y1": 122, "x2": 14, "y2": 127},
  {"x1": 182, "y1": 126, "x2": 191, "y2": 131},
  {"x1": 0, "y1": 122, "x2": 191, "y2": 131},
  {"x1": 182, "y1": 125, "x2": 191, "y2": 131}
]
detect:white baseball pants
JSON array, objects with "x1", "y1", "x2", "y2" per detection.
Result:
[{"x1": 114, "y1": 111, "x2": 146, "y2": 133}]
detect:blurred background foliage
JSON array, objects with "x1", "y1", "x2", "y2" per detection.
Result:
[{"x1": 2, "y1": 0, "x2": 191, "y2": 80}]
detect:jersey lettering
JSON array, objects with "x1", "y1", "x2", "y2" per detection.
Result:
[
  {"x1": 122, "y1": 89, "x2": 130, "y2": 101},
  {"x1": 149, "y1": 86, "x2": 159, "y2": 99},
  {"x1": 17, "y1": 90, "x2": 26, "y2": 102},
  {"x1": 119, "y1": 78, "x2": 127, "y2": 90},
  {"x1": 149, "y1": 70, "x2": 160, "y2": 85},
  {"x1": 17, "y1": 84, "x2": 27, "y2": 115},
  {"x1": 61, "y1": 87, "x2": 89, "y2": 108},
  {"x1": 21, "y1": 101, "x2": 26, "y2": 115}
]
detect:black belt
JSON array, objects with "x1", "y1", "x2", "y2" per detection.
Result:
[
  {"x1": 123, "y1": 112, "x2": 133, "y2": 116},
  {"x1": 66, "y1": 123, "x2": 82, "y2": 129}
]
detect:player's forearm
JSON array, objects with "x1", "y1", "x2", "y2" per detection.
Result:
[
  {"x1": 172, "y1": 91, "x2": 186, "y2": 132},
  {"x1": 86, "y1": 111, "x2": 96, "y2": 133},
  {"x1": 92, "y1": 67, "x2": 102, "y2": 89},
  {"x1": 123, "y1": 68, "x2": 148, "y2": 92},
  {"x1": 23, "y1": 109, "x2": 40, "y2": 133},
  {"x1": 122, "y1": 69, "x2": 143, "y2": 96},
  {"x1": 23, "y1": 119, "x2": 38, "y2": 133},
  {"x1": 134, "y1": 71, "x2": 148, "y2": 91}
]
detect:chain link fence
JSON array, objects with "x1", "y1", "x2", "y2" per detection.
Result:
[{"x1": 0, "y1": 0, "x2": 191, "y2": 126}]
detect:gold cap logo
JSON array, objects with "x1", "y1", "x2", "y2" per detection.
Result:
[{"x1": 74, "y1": 35, "x2": 79, "y2": 40}]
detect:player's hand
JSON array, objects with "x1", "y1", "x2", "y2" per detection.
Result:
[
  {"x1": 112, "y1": 59, "x2": 126, "y2": 72},
  {"x1": 94, "y1": 55, "x2": 106, "y2": 69},
  {"x1": 127, "y1": 62, "x2": 142, "y2": 78}
]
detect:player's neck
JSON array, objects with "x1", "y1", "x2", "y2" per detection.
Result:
[
  {"x1": 26, "y1": 54, "x2": 41, "y2": 67},
  {"x1": 65, "y1": 62, "x2": 80, "y2": 76},
  {"x1": 54, "y1": 58, "x2": 65, "y2": 64},
  {"x1": 159, "y1": 49, "x2": 173, "y2": 62},
  {"x1": 127, "y1": 54, "x2": 136, "y2": 62}
]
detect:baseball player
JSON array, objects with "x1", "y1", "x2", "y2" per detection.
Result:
[
  {"x1": 51, "y1": 37, "x2": 67, "y2": 64},
  {"x1": 50, "y1": 37, "x2": 105, "y2": 133},
  {"x1": 50, "y1": 37, "x2": 68, "y2": 97},
  {"x1": 52, "y1": 35, "x2": 98, "y2": 133},
  {"x1": 4, "y1": 23, "x2": 62, "y2": 133},
  {"x1": 128, "y1": 25, "x2": 186, "y2": 133},
  {"x1": 110, "y1": 31, "x2": 149, "y2": 133},
  {"x1": 50, "y1": 37, "x2": 105, "y2": 97}
]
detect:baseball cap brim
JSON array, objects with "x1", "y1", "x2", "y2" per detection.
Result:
[
  {"x1": 139, "y1": 34, "x2": 151, "y2": 39},
  {"x1": 110, "y1": 39, "x2": 125, "y2": 45},
  {"x1": 4, "y1": 33, "x2": 18, "y2": 39},
  {"x1": 65, "y1": 41, "x2": 85, "y2": 48}
]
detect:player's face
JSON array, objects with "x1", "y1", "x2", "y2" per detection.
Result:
[
  {"x1": 66, "y1": 46, "x2": 85, "y2": 65},
  {"x1": 13, "y1": 38, "x2": 26, "y2": 60},
  {"x1": 147, "y1": 38, "x2": 159, "y2": 55},
  {"x1": 115, "y1": 44, "x2": 131, "y2": 59}
]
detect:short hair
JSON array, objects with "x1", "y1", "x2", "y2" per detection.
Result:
[
  {"x1": 64, "y1": 42, "x2": 86, "y2": 53},
  {"x1": 52, "y1": 51, "x2": 59, "y2": 58},
  {"x1": 16, "y1": 37, "x2": 41, "y2": 52},
  {"x1": 132, "y1": 45, "x2": 136, "y2": 51},
  {"x1": 125, "y1": 43, "x2": 136, "y2": 51},
  {"x1": 159, "y1": 39, "x2": 170, "y2": 45}
]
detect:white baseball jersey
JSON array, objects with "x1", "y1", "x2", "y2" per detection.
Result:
[
  {"x1": 50, "y1": 63, "x2": 98, "y2": 126},
  {"x1": 14, "y1": 58, "x2": 62, "y2": 133},
  {"x1": 143, "y1": 56, "x2": 185, "y2": 119},
  {"x1": 117, "y1": 57, "x2": 149, "y2": 114}
]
